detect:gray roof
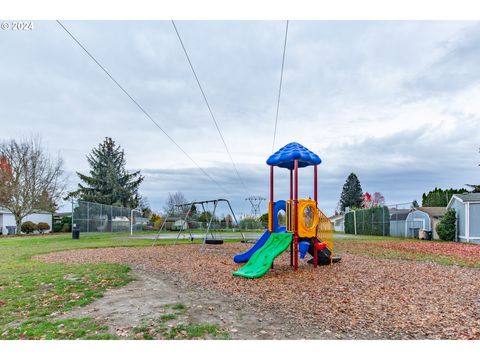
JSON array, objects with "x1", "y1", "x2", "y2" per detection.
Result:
[
  {"x1": 417, "y1": 207, "x2": 447, "y2": 218},
  {"x1": 453, "y1": 193, "x2": 480, "y2": 202},
  {"x1": 389, "y1": 209, "x2": 411, "y2": 221}
]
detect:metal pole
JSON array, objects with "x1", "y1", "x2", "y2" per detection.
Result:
[
  {"x1": 152, "y1": 212, "x2": 170, "y2": 246},
  {"x1": 71, "y1": 199, "x2": 74, "y2": 238},
  {"x1": 354, "y1": 210, "x2": 357, "y2": 235},
  {"x1": 201, "y1": 201, "x2": 218, "y2": 251},
  {"x1": 201, "y1": 203, "x2": 207, "y2": 230},
  {"x1": 205, "y1": 201, "x2": 218, "y2": 241},
  {"x1": 313, "y1": 164, "x2": 318, "y2": 268},
  {"x1": 290, "y1": 169, "x2": 293, "y2": 266},
  {"x1": 269, "y1": 166, "x2": 274, "y2": 232},
  {"x1": 175, "y1": 204, "x2": 193, "y2": 245},
  {"x1": 225, "y1": 199, "x2": 245, "y2": 241},
  {"x1": 130, "y1": 209, "x2": 140, "y2": 236},
  {"x1": 294, "y1": 160, "x2": 299, "y2": 271},
  {"x1": 87, "y1": 201, "x2": 90, "y2": 233}
]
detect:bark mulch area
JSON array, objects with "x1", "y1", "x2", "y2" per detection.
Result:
[
  {"x1": 35, "y1": 243, "x2": 480, "y2": 339},
  {"x1": 338, "y1": 240, "x2": 480, "y2": 266}
]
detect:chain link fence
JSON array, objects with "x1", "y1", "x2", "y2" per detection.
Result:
[
  {"x1": 344, "y1": 202, "x2": 436, "y2": 239},
  {"x1": 72, "y1": 200, "x2": 148, "y2": 233}
]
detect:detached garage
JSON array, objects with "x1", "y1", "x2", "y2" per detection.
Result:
[{"x1": 447, "y1": 193, "x2": 480, "y2": 244}]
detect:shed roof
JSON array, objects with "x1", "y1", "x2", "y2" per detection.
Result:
[
  {"x1": 417, "y1": 207, "x2": 447, "y2": 219},
  {"x1": 389, "y1": 209, "x2": 411, "y2": 221},
  {"x1": 329, "y1": 214, "x2": 344, "y2": 221},
  {"x1": 266, "y1": 142, "x2": 321, "y2": 170},
  {"x1": 452, "y1": 193, "x2": 480, "y2": 202}
]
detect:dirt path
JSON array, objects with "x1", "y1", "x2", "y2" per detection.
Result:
[{"x1": 58, "y1": 267, "x2": 331, "y2": 339}]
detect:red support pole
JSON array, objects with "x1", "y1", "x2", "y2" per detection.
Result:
[
  {"x1": 270, "y1": 165, "x2": 275, "y2": 269},
  {"x1": 294, "y1": 160, "x2": 299, "y2": 271},
  {"x1": 314, "y1": 165, "x2": 318, "y2": 268},
  {"x1": 269, "y1": 165, "x2": 274, "y2": 232},
  {"x1": 290, "y1": 169, "x2": 293, "y2": 267}
]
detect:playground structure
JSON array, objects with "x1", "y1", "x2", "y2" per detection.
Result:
[
  {"x1": 233, "y1": 142, "x2": 339, "y2": 279},
  {"x1": 153, "y1": 199, "x2": 246, "y2": 249}
]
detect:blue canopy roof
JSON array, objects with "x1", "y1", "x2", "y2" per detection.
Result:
[{"x1": 266, "y1": 142, "x2": 321, "y2": 170}]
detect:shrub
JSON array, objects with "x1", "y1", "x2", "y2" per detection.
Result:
[
  {"x1": 21, "y1": 221, "x2": 37, "y2": 234},
  {"x1": 37, "y1": 222, "x2": 50, "y2": 233},
  {"x1": 53, "y1": 222, "x2": 63, "y2": 232},
  {"x1": 153, "y1": 217, "x2": 164, "y2": 230},
  {"x1": 436, "y1": 209, "x2": 456, "y2": 241},
  {"x1": 56, "y1": 216, "x2": 72, "y2": 233}
]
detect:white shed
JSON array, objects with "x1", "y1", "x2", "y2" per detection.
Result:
[
  {"x1": 405, "y1": 209, "x2": 432, "y2": 238},
  {"x1": 329, "y1": 214, "x2": 345, "y2": 232}
]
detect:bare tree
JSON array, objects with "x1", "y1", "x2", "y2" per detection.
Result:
[
  {"x1": 0, "y1": 137, "x2": 66, "y2": 233},
  {"x1": 371, "y1": 192, "x2": 386, "y2": 207},
  {"x1": 163, "y1": 192, "x2": 188, "y2": 216}
]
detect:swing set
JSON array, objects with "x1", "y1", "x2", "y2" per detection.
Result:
[{"x1": 153, "y1": 199, "x2": 245, "y2": 250}]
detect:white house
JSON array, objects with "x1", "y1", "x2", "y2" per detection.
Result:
[
  {"x1": 329, "y1": 214, "x2": 345, "y2": 232},
  {"x1": 447, "y1": 193, "x2": 480, "y2": 244},
  {"x1": 0, "y1": 207, "x2": 53, "y2": 235}
]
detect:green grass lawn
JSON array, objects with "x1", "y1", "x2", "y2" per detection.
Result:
[{"x1": 0, "y1": 232, "x2": 212, "y2": 339}]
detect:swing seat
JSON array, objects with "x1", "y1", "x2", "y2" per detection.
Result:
[{"x1": 205, "y1": 239, "x2": 224, "y2": 245}]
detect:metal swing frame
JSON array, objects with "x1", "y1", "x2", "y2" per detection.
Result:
[
  {"x1": 174, "y1": 199, "x2": 245, "y2": 251},
  {"x1": 152, "y1": 199, "x2": 245, "y2": 249}
]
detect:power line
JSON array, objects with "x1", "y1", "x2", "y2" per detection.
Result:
[
  {"x1": 171, "y1": 20, "x2": 248, "y2": 193},
  {"x1": 56, "y1": 20, "x2": 229, "y2": 195},
  {"x1": 272, "y1": 20, "x2": 289, "y2": 153}
]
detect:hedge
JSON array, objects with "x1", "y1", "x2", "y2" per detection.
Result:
[{"x1": 345, "y1": 206, "x2": 390, "y2": 236}]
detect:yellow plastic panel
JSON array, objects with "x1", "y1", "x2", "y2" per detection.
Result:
[
  {"x1": 286, "y1": 200, "x2": 294, "y2": 232},
  {"x1": 268, "y1": 201, "x2": 273, "y2": 232},
  {"x1": 317, "y1": 208, "x2": 333, "y2": 254},
  {"x1": 298, "y1": 199, "x2": 318, "y2": 238}
]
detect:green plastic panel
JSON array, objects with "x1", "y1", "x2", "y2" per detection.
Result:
[{"x1": 232, "y1": 232, "x2": 293, "y2": 279}]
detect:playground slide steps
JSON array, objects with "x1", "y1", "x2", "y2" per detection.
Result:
[
  {"x1": 307, "y1": 243, "x2": 342, "y2": 264},
  {"x1": 232, "y1": 233, "x2": 293, "y2": 279}
]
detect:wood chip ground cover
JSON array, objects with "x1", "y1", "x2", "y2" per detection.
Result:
[
  {"x1": 35, "y1": 243, "x2": 480, "y2": 339},
  {"x1": 338, "y1": 240, "x2": 480, "y2": 266}
]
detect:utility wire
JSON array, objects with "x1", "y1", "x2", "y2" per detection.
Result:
[
  {"x1": 272, "y1": 20, "x2": 289, "y2": 153},
  {"x1": 56, "y1": 20, "x2": 229, "y2": 195},
  {"x1": 171, "y1": 20, "x2": 248, "y2": 193}
]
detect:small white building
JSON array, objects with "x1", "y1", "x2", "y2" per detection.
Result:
[
  {"x1": 329, "y1": 213, "x2": 345, "y2": 232},
  {"x1": 0, "y1": 207, "x2": 53, "y2": 235},
  {"x1": 447, "y1": 193, "x2": 480, "y2": 244}
]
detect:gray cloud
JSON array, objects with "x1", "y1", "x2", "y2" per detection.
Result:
[{"x1": 1, "y1": 21, "x2": 479, "y2": 216}]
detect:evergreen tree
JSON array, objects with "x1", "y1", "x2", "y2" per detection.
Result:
[
  {"x1": 421, "y1": 187, "x2": 468, "y2": 207},
  {"x1": 339, "y1": 173, "x2": 364, "y2": 212},
  {"x1": 68, "y1": 137, "x2": 144, "y2": 208},
  {"x1": 436, "y1": 209, "x2": 457, "y2": 241}
]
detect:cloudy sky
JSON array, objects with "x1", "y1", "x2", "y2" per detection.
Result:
[{"x1": 1, "y1": 20, "x2": 479, "y2": 216}]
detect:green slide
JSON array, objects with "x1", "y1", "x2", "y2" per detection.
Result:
[{"x1": 232, "y1": 233, "x2": 293, "y2": 279}]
